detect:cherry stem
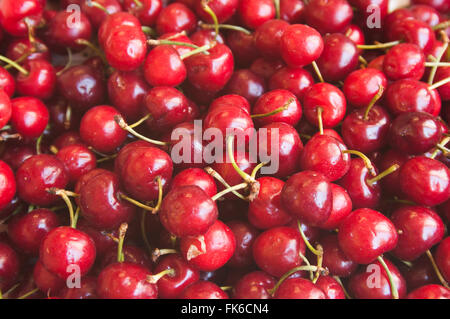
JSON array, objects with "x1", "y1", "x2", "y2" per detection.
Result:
[
  {"x1": 141, "y1": 26, "x2": 156, "y2": 37},
  {"x1": 311, "y1": 61, "x2": 324, "y2": 83},
  {"x1": 35, "y1": 134, "x2": 43, "y2": 155},
  {"x1": 64, "y1": 105, "x2": 72, "y2": 130},
  {"x1": 358, "y1": 55, "x2": 368, "y2": 67},
  {"x1": 251, "y1": 98, "x2": 294, "y2": 119},
  {"x1": 0, "y1": 132, "x2": 21, "y2": 142},
  {"x1": 117, "y1": 223, "x2": 128, "y2": 263},
  {"x1": 251, "y1": 162, "x2": 267, "y2": 179},
  {"x1": 114, "y1": 115, "x2": 168, "y2": 146},
  {"x1": 220, "y1": 286, "x2": 233, "y2": 291},
  {"x1": 56, "y1": 48, "x2": 73, "y2": 76},
  {"x1": 366, "y1": 164, "x2": 399, "y2": 187},
  {"x1": 24, "y1": 18, "x2": 36, "y2": 45},
  {"x1": 147, "y1": 268, "x2": 175, "y2": 284},
  {"x1": 226, "y1": 136, "x2": 255, "y2": 184},
  {"x1": 75, "y1": 39, "x2": 108, "y2": 65},
  {"x1": 312, "y1": 245, "x2": 324, "y2": 284},
  {"x1": 47, "y1": 188, "x2": 77, "y2": 228},
  {"x1": 342, "y1": 150, "x2": 377, "y2": 176},
  {"x1": 425, "y1": 62, "x2": 450, "y2": 67},
  {"x1": 180, "y1": 43, "x2": 214, "y2": 60},
  {"x1": 357, "y1": 40, "x2": 401, "y2": 50},
  {"x1": 376, "y1": 255, "x2": 399, "y2": 299},
  {"x1": 133, "y1": 0, "x2": 143, "y2": 7},
  {"x1": 119, "y1": 193, "x2": 158, "y2": 213},
  {"x1": 204, "y1": 167, "x2": 248, "y2": 201},
  {"x1": 429, "y1": 37, "x2": 450, "y2": 85},
  {"x1": 429, "y1": 76, "x2": 450, "y2": 90},
  {"x1": 201, "y1": 0, "x2": 219, "y2": 38},
  {"x1": 364, "y1": 85, "x2": 384, "y2": 120},
  {"x1": 147, "y1": 39, "x2": 200, "y2": 49},
  {"x1": 433, "y1": 20, "x2": 450, "y2": 31},
  {"x1": 152, "y1": 248, "x2": 177, "y2": 262},
  {"x1": 211, "y1": 182, "x2": 248, "y2": 201},
  {"x1": 87, "y1": 1, "x2": 108, "y2": 13},
  {"x1": 199, "y1": 22, "x2": 251, "y2": 35},
  {"x1": 0, "y1": 55, "x2": 28, "y2": 75},
  {"x1": 333, "y1": 276, "x2": 352, "y2": 299},
  {"x1": 431, "y1": 136, "x2": 450, "y2": 159},
  {"x1": 17, "y1": 288, "x2": 39, "y2": 300},
  {"x1": 426, "y1": 249, "x2": 450, "y2": 289},
  {"x1": 297, "y1": 220, "x2": 322, "y2": 257},
  {"x1": 299, "y1": 251, "x2": 314, "y2": 281},
  {"x1": 2, "y1": 283, "x2": 20, "y2": 299},
  {"x1": 129, "y1": 113, "x2": 151, "y2": 129},
  {"x1": 273, "y1": 0, "x2": 281, "y2": 19},
  {"x1": 317, "y1": 107, "x2": 324, "y2": 135}
]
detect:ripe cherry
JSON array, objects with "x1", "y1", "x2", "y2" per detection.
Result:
[
  {"x1": 144, "y1": 45, "x2": 186, "y2": 87},
  {"x1": 321, "y1": 234, "x2": 358, "y2": 277},
  {"x1": 33, "y1": 260, "x2": 65, "y2": 294},
  {"x1": 383, "y1": 43, "x2": 425, "y2": 81},
  {"x1": 6, "y1": 37, "x2": 50, "y2": 63},
  {"x1": 0, "y1": 160, "x2": 16, "y2": 211},
  {"x1": 226, "y1": 220, "x2": 259, "y2": 268},
  {"x1": 254, "y1": 19, "x2": 290, "y2": 59},
  {"x1": 81, "y1": 0, "x2": 122, "y2": 29},
  {"x1": 273, "y1": 277, "x2": 326, "y2": 299},
  {"x1": 269, "y1": 67, "x2": 314, "y2": 100},
  {"x1": 0, "y1": 242, "x2": 20, "y2": 291},
  {"x1": 0, "y1": 66, "x2": 15, "y2": 97},
  {"x1": 435, "y1": 237, "x2": 450, "y2": 283},
  {"x1": 122, "y1": 0, "x2": 162, "y2": 26},
  {"x1": 56, "y1": 144, "x2": 97, "y2": 184},
  {"x1": 59, "y1": 276, "x2": 98, "y2": 299},
  {"x1": 0, "y1": 0, "x2": 43, "y2": 37},
  {"x1": 315, "y1": 276, "x2": 346, "y2": 299},
  {"x1": 179, "y1": 280, "x2": 229, "y2": 299},
  {"x1": 194, "y1": 0, "x2": 238, "y2": 24},
  {"x1": 233, "y1": 271, "x2": 276, "y2": 299},
  {"x1": 10, "y1": 97, "x2": 49, "y2": 139},
  {"x1": 156, "y1": 3, "x2": 197, "y2": 35},
  {"x1": 238, "y1": 0, "x2": 275, "y2": 30},
  {"x1": 224, "y1": 69, "x2": 266, "y2": 105},
  {"x1": 304, "y1": 0, "x2": 353, "y2": 34},
  {"x1": 319, "y1": 184, "x2": 353, "y2": 230},
  {"x1": 98, "y1": 12, "x2": 141, "y2": 47},
  {"x1": 343, "y1": 68, "x2": 387, "y2": 108},
  {"x1": 407, "y1": 284, "x2": 450, "y2": 299},
  {"x1": 387, "y1": 18, "x2": 436, "y2": 54}
]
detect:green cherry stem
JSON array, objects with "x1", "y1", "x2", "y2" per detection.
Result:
[
  {"x1": 147, "y1": 268, "x2": 176, "y2": 284},
  {"x1": 117, "y1": 223, "x2": 128, "y2": 263},
  {"x1": 364, "y1": 85, "x2": 384, "y2": 120},
  {"x1": 211, "y1": 182, "x2": 248, "y2": 201},
  {"x1": 199, "y1": 22, "x2": 251, "y2": 35},
  {"x1": 251, "y1": 98, "x2": 294, "y2": 119},
  {"x1": 366, "y1": 164, "x2": 400, "y2": 187},
  {"x1": 377, "y1": 255, "x2": 399, "y2": 300},
  {"x1": 204, "y1": 167, "x2": 248, "y2": 201},
  {"x1": 114, "y1": 115, "x2": 168, "y2": 146},
  {"x1": 425, "y1": 249, "x2": 450, "y2": 289},
  {"x1": 297, "y1": 220, "x2": 322, "y2": 256}
]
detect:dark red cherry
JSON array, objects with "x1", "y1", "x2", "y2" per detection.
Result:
[
  {"x1": 10, "y1": 97, "x2": 49, "y2": 139},
  {"x1": 33, "y1": 260, "x2": 65, "y2": 294},
  {"x1": 76, "y1": 219, "x2": 116, "y2": 258},
  {"x1": 0, "y1": 0, "x2": 43, "y2": 36},
  {"x1": 348, "y1": 258, "x2": 407, "y2": 299},
  {"x1": 321, "y1": 234, "x2": 358, "y2": 277},
  {"x1": 436, "y1": 237, "x2": 450, "y2": 283},
  {"x1": 0, "y1": 160, "x2": 16, "y2": 211},
  {"x1": 226, "y1": 220, "x2": 259, "y2": 269},
  {"x1": 157, "y1": 32, "x2": 196, "y2": 56},
  {"x1": 1, "y1": 142, "x2": 34, "y2": 171},
  {"x1": 412, "y1": 0, "x2": 450, "y2": 12},
  {"x1": 281, "y1": 24, "x2": 324, "y2": 68},
  {"x1": 209, "y1": 94, "x2": 251, "y2": 114},
  {"x1": 48, "y1": 97, "x2": 81, "y2": 133},
  {"x1": 144, "y1": 46, "x2": 186, "y2": 87},
  {"x1": 59, "y1": 276, "x2": 98, "y2": 299},
  {"x1": 401, "y1": 254, "x2": 439, "y2": 290},
  {"x1": 179, "y1": 280, "x2": 228, "y2": 299},
  {"x1": 305, "y1": 0, "x2": 353, "y2": 34},
  {"x1": 6, "y1": 37, "x2": 50, "y2": 63},
  {"x1": 383, "y1": 43, "x2": 425, "y2": 81},
  {"x1": 274, "y1": 277, "x2": 326, "y2": 299},
  {"x1": 56, "y1": 144, "x2": 97, "y2": 184},
  {"x1": 319, "y1": 184, "x2": 352, "y2": 230},
  {"x1": 53, "y1": 131, "x2": 83, "y2": 150},
  {"x1": 0, "y1": 242, "x2": 20, "y2": 291},
  {"x1": 100, "y1": 245, "x2": 152, "y2": 269},
  {"x1": 377, "y1": 150, "x2": 409, "y2": 197},
  {"x1": 387, "y1": 18, "x2": 436, "y2": 54},
  {"x1": 81, "y1": 0, "x2": 122, "y2": 29},
  {"x1": 97, "y1": 262, "x2": 157, "y2": 299},
  {"x1": 407, "y1": 284, "x2": 450, "y2": 299},
  {"x1": 280, "y1": 0, "x2": 305, "y2": 23},
  {"x1": 170, "y1": 168, "x2": 217, "y2": 198},
  {"x1": 434, "y1": 66, "x2": 450, "y2": 101},
  {"x1": 399, "y1": 156, "x2": 450, "y2": 207},
  {"x1": 226, "y1": 30, "x2": 259, "y2": 68},
  {"x1": 254, "y1": 19, "x2": 290, "y2": 59},
  {"x1": 7, "y1": 208, "x2": 60, "y2": 255},
  {"x1": 233, "y1": 271, "x2": 276, "y2": 299},
  {"x1": 122, "y1": 0, "x2": 162, "y2": 26},
  {"x1": 194, "y1": 0, "x2": 238, "y2": 23},
  {"x1": 250, "y1": 58, "x2": 285, "y2": 80},
  {"x1": 79, "y1": 105, "x2": 127, "y2": 153},
  {"x1": 315, "y1": 276, "x2": 345, "y2": 299},
  {"x1": 338, "y1": 208, "x2": 398, "y2": 264},
  {"x1": 156, "y1": 3, "x2": 197, "y2": 35},
  {"x1": 281, "y1": 170, "x2": 332, "y2": 226},
  {"x1": 224, "y1": 69, "x2": 266, "y2": 105},
  {"x1": 180, "y1": 220, "x2": 235, "y2": 272},
  {"x1": 269, "y1": 67, "x2": 314, "y2": 100},
  {"x1": 0, "y1": 67, "x2": 15, "y2": 97},
  {"x1": 40, "y1": 226, "x2": 96, "y2": 279},
  {"x1": 16, "y1": 154, "x2": 68, "y2": 206},
  {"x1": 252, "y1": 226, "x2": 305, "y2": 278},
  {"x1": 299, "y1": 134, "x2": 350, "y2": 182},
  {"x1": 238, "y1": 0, "x2": 275, "y2": 29},
  {"x1": 343, "y1": 68, "x2": 387, "y2": 108}
]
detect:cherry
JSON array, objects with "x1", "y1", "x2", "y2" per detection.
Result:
[
  {"x1": 401, "y1": 255, "x2": 440, "y2": 290},
  {"x1": 144, "y1": 45, "x2": 186, "y2": 87},
  {"x1": 191, "y1": 29, "x2": 226, "y2": 47},
  {"x1": 343, "y1": 68, "x2": 387, "y2": 108},
  {"x1": 0, "y1": 160, "x2": 16, "y2": 211},
  {"x1": 280, "y1": 24, "x2": 324, "y2": 68},
  {"x1": 0, "y1": 90, "x2": 11, "y2": 129},
  {"x1": 435, "y1": 237, "x2": 450, "y2": 283},
  {"x1": 377, "y1": 149, "x2": 410, "y2": 196},
  {"x1": 168, "y1": 121, "x2": 206, "y2": 170},
  {"x1": 383, "y1": 43, "x2": 425, "y2": 81},
  {"x1": 399, "y1": 156, "x2": 450, "y2": 207},
  {"x1": 224, "y1": 69, "x2": 266, "y2": 105},
  {"x1": 319, "y1": 184, "x2": 353, "y2": 230},
  {"x1": 315, "y1": 276, "x2": 346, "y2": 299},
  {"x1": 299, "y1": 134, "x2": 350, "y2": 182},
  {"x1": 254, "y1": 19, "x2": 290, "y2": 59},
  {"x1": 153, "y1": 253, "x2": 200, "y2": 299},
  {"x1": 226, "y1": 30, "x2": 260, "y2": 67},
  {"x1": 0, "y1": 0, "x2": 43, "y2": 37},
  {"x1": 33, "y1": 260, "x2": 65, "y2": 294},
  {"x1": 407, "y1": 284, "x2": 450, "y2": 299},
  {"x1": 0, "y1": 67, "x2": 15, "y2": 97},
  {"x1": 180, "y1": 220, "x2": 236, "y2": 272},
  {"x1": 281, "y1": 170, "x2": 332, "y2": 226},
  {"x1": 179, "y1": 280, "x2": 228, "y2": 299},
  {"x1": 250, "y1": 58, "x2": 285, "y2": 80},
  {"x1": 279, "y1": 0, "x2": 304, "y2": 23},
  {"x1": 367, "y1": 55, "x2": 385, "y2": 71},
  {"x1": 321, "y1": 234, "x2": 358, "y2": 277},
  {"x1": 16, "y1": 154, "x2": 68, "y2": 206},
  {"x1": 238, "y1": 0, "x2": 275, "y2": 30},
  {"x1": 343, "y1": 24, "x2": 365, "y2": 47},
  {"x1": 40, "y1": 226, "x2": 96, "y2": 279},
  {"x1": 53, "y1": 131, "x2": 83, "y2": 150},
  {"x1": 302, "y1": 83, "x2": 346, "y2": 129},
  {"x1": 78, "y1": 170, "x2": 136, "y2": 230},
  {"x1": 10, "y1": 97, "x2": 49, "y2": 139},
  {"x1": 122, "y1": 0, "x2": 162, "y2": 26},
  {"x1": 195, "y1": 0, "x2": 238, "y2": 23},
  {"x1": 338, "y1": 208, "x2": 398, "y2": 264},
  {"x1": 160, "y1": 185, "x2": 218, "y2": 237},
  {"x1": 79, "y1": 105, "x2": 127, "y2": 153},
  {"x1": 0, "y1": 242, "x2": 20, "y2": 291},
  {"x1": 81, "y1": 0, "x2": 122, "y2": 29},
  {"x1": 98, "y1": 12, "x2": 141, "y2": 47},
  {"x1": 7, "y1": 208, "x2": 60, "y2": 255},
  {"x1": 48, "y1": 97, "x2": 81, "y2": 133},
  {"x1": 412, "y1": 0, "x2": 450, "y2": 12},
  {"x1": 1, "y1": 142, "x2": 34, "y2": 171},
  {"x1": 233, "y1": 271, "x2": 276, "y2": 299},
  {"x1": 100, "y1": 245, "x2": 152, "y2": 269},
  {"x1": 56, "y1": 144, "x2": 97, "y2": 184},
  {"x1": 305, "y1": 0, "x2": 353, "y2": 34},
  {"x1": 273, "y1": 277, "x2": 326, "y2": 299},
  {"x1": 252, "y1": 226, "x2": 305, "y2": 278},
  {"x1": 348, "y1": 258, "x2": 407, "y2": 299},
  {"x1": 156, "y1": 3, "x2": 197, "y2": 35},
  {"x1": 209, "y1": 94, "x2": 251, "y2": 114},
  {"x1": 268, "y1": 67, "x2": 314, "y2": 100},
  {"x1": 59, "y1": 276, "x2": 98, "y2": 299},
  {"x1": 387, "y1": 18, "x2": 436, "y2": 54},
  {"x1": 97, "y1": 262, "x2": 157, "y2": 299},
  {"x1": 107, "y1": 70, "x2": 150, "y2": 122},
  {"x1": 352, "y1": 0, "x2": 389, "y2": 25},
  {"x1": 434, "y1": 66, "x2": 450, "y2": 101},
  {"x1": 226, "y1": 220, "x2": 259, "y2": 268},
  {"x1": 76, "y1": 220, "x2": 116, "y2": 258},
  {"x1": 6, "y1": 37, "x2": 50, "y2": 63}
]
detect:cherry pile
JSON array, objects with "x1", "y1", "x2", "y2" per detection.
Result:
[{"x1": 0, "y1": 0, "x2": 450, "y2": 300}]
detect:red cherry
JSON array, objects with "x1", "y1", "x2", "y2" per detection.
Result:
[
  {"x1": 33, "y1": 260, "x2": 65, "y2": 294},
  {"x1": 194, "y1": 0, "x2": 238, "y2": 23},
  {"x1": 156, "y1": 3, "x2": 197, "y2": 35},
  {"x1": 304, "y1": 0, "x2": 353, "y2": 34},
  {"x1": 98, "y1": 12, "x2": 141, "y2": 47},
  {"x1": 224, "y1": 69, "x2": 266, "y2": 105},
  {"x1": 254, "y1": 19, "x2": 290, "y2": 59},
  {"x1": 10, "y1": 97, "x2": 49, "y2": 139},
  {"x1": 315, "y1": 276, "x2": 346, "y2": 299},
  {"x1": 100, "y1": 245, "x2": 152, "y2": 269},
  {"x1": 274, "y1": 277, "x2": 326, "y2": 299},
  {"x1": 170, "y1": 168, "x2": 217, "y2": 198},
  {"x1": 81, "y1": 0, "x2": 122, "y2": 29},
  {"x1": 269, "y1": 67, "x2": 314, "y2": 100},
  {"x1": 435, "y1": 237, "x2": 450, "y2": 283},
  {"x1": 238, "y1": 0, "x2": 275, "y2": 30},
  {"x1": 1, "y1": 142, "x2": 34, "y2": 171},
  {"x1": 321, "y1": 234, "x2": 358, "y2": 277},
  {"x1": 319, "y1": 184, "x2": 353, "y2": 230},
  {"x1": 122, "y1": 0, "x2": 162, "y2": 26},
  {"x1": 179, "y1": 280, "x2": 229, "y2": 299},
  {"x1": 343, "y1": 24, "x2": 365, "y2": 47},
  {"x1": 226, "y1": 220, "x2": 259, "y2": 269},
  {"x1": 401, "y1": 254, "x2": 439, "y2": 290},
  {"x1": 6, "y1": 37, "x2": 50, "y2": 63},
  {"x1": 407, "y1": 284, "x2": 450, "y2": 299},
  {"x1": 209, "y1": 94, "x2": 251, "y2": 114},
  {"x1": 0, "y1": 66, "x2": 15, "y2": 97},
  {"x1": 233, "y1": 271, "x2": 276, "y2": 299},
  {"x1": 226, "y1": 30, "x2": 260, "y2": 67},
  {"x1": 383, "y1": 43, "x2": 425, "y2": 81},
  {"x1": 0, "y1": 160, "x2": 16, "y2": 211},
  {"x1": 250, "y1": 57, "x2": 285, "y2": 80},
  {"x1": 387, "y1": 18, "x2": 436, "y2": 54},
  {"x1": 56, "y1": 144, "x2": 97, "y2": 184},
  {"x1": 343, "y1": 68, "x2": 387, "y2": 108},
  {"x1": 59, "y1": 276, "x2": 98, "y2": 299},
  {"x1": 144, "y1": 46, "x2": 186, "y2": 87},
  {"x1": 0, "y1": 0, "x2": 43, "y2": 37},
  {"x1": 0, "y1": 242, "x2": 20, "y2": 291},
  {"x1": 434, "y1": 67, "x2": 450, "y2": 101}
]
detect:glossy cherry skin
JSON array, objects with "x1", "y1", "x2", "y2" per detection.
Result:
[
  {"x1": 391, "y1": 205, "x2": 444, "y2": 261},
  {"x1": 315, "y1": 276, "x2": 345, "y2": 299},
  {"x1": 7, "y1": 208, "x2": 60, "y2": 255},
  {"x1": 179, "y1": 280, "x2": 228, "y2": 299},
  {"x1": 238, "y1": 0, "x2": 275, "y2": 29},
  {"x1": 180, "y1": 220, "x2": 236, "y2": 272},
  {"x1": 338, "y1": 208, "x2": 398, "y2": 264},
  {"x1": 97, "y1": 262, "x2": 157, "y2": 299},
  {"x1": 40, "y1": 226, "x2": 96, "y2": 279},
  {"x1": 0, "y1": 67, "x2": 15, "y2": 97},
  {"x1": 281, "y1": 171, "x2": 332, "y2": 226},
  {"x1": 79, "y1": 105, "x2": 127, "y2": 153},
  {"x1": 0, "y1": 242, "x2": 20, "y2": 291},
  {"x1": 252, "y1": 226, "x2": 305, "y2": 278},
  {"x1": 56, "y1": 144, "x2": 97, "y2": 184},
  {"x1": 254, "y1": 19, "x2": 290, "y2": 59},
  {"x1": 224, "y1": 69, "x2": 266, "y2": 105},
  {"x1": 274, "y1": 278, "x2": 326, "y2": 299},
  {"x1": 78, "y1": 170, "x2": 136, "y2": 230},
  {"x1": 281, "y1": 24, "x2": 324, "y2": 68},
  {"x1": 319, "y1": 184, "x2": 353, "y2": 230},
  {"x1": 303, "y1": 83, "x2": 346, "y2": 129},
  {"x1": 103, "y1": 25, "x2": 147, "y2": 71},
  {"x1": 33, "y1": 260, "x2": 65, "y2": 294},
  {"x1": 321, "y1": 234, "x2": 358, "y2": 277},
  {"x1": 250, "y1": 58, "x2": 285, "y2": 81},
  {"x1": 252, "y1": 89, "x2": 302, "y2": 127},
  {"x1": 59, "y1": 276, "x2": 98, "y2": 299},
  {"x1": 436, "y1": 237, "x2": 450, "y2": 283},
  {"x1": 209, "y1": 94, "x2": 251, "y2": 114},
  {"x1": 0, "y1": 90, "x2": 11, "y2": 129},
  {"x1": 233, "y1": 271, "x2": 276, "y2": 299},
  {"x1": 401, "y1": 254, "x2": 439, "y2": 290},
  {"x1": 316, "y1": 33, "x2": 359, "y2": 82},
  {"x1": 98, "y1": 12, "x2": 141, "y2": 47},
  {"x1": 81, "y1": 0, "x2": 122, "y2": 28},
  {"x1": 116, "y1": 145, "x2": 173, "y2": 202},
  {"x1": 53, "y1": 131, "x2": 83, "y2": 150},
  {"x1": 123, "y1": 0, "x2": 162, "y2": 26},
  {"x1": 338, "y1": 158, "x2": 381, "y2": 209},
  {"x1": 268, "y1": 67, "x2": 314, "y2": 100},
  {"x1": 343, "y1": 24, "x2": 365, "y2": 47},
  {"x1": 76, "y1": 220, "x2": 116, "y2": 258},
  {"x1": 194, "y1": 0, "x2": 238, "y2": 23},
  {"x1": 434, "y1": 66, "x2": 450, "y2": 101},
  {"x1": 343, "y1": 68, "x2": 387, "y2": 108},
  {"x1": 407, "y1": 284, "x2": 450, "y2": 299},
  {"x1": 399, "y1": 156, "x2": 450, "y2": 207},
  {"x1": 1, "y1": 142, "x2": 34, "y2": 171},
  {"x1": 100, "y1": 245, "x2": 152, "y2": 270},
  {"x1": 377, "y1": 150, "x2": 410, "y2": 197},
  {"x1": 144, "y1": 46, "x2": 186, "y2": 87},
  {"x1": 305, "y1": 0, "x2": 352, "y2": 34},
  {"x1": 160, "y1": 185, "x2": 218, "y2": 237},
  {"x1": 299, "y1": 134, "x2": 350, "y2": 182},
  {"x1": 383, "y1": 43, "x2": 425, "y2": 81},
  {"x1": 16, "y1": 155, "x2": 69, "y2": 206},
  {"x1": 387, "y1": 18, "x2": 436, "y2": 54},
  {"x1": 170, "y1": 168, "x2": 217, "y2": 198},
  {"x1": 348, "y1": 258, "x2": 407, "y2": 299},
  {"x1": 156, "y1": 3, "x2": 197, "y2": 35},
  {"x1": 107, "y1": 70, "x2": 150, "y2": 122},
  {"x1": 226, "y1": 220, "x2": 259, "y2": 268},
  {"x1": 57, "y1": 65, "x2": 105, "y2": 111},
  {"x1": 386, "y1": 79, "x2": 440, "y2": 116},
  {"x1": 0, "y1": 0, "x2": 43, "y2": 36},
  {"x1": 0, "y1": 160, "x2": 16, "y2": 211},
  {"x1": 184, "y1": 43, "x2": 234, "y2": 93},
  {"x1": 226, "y1": 30, "x2": 259, "y2": 68},
  {"x1": 15, "y1": 59, "x2": 55, "y2": 100},
  {"x1": 10, "y1": 97, "x2": 49, "y2": 139},
  {"x1": 341, "y1": 105, "x2": 391, "y2": 154}
]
